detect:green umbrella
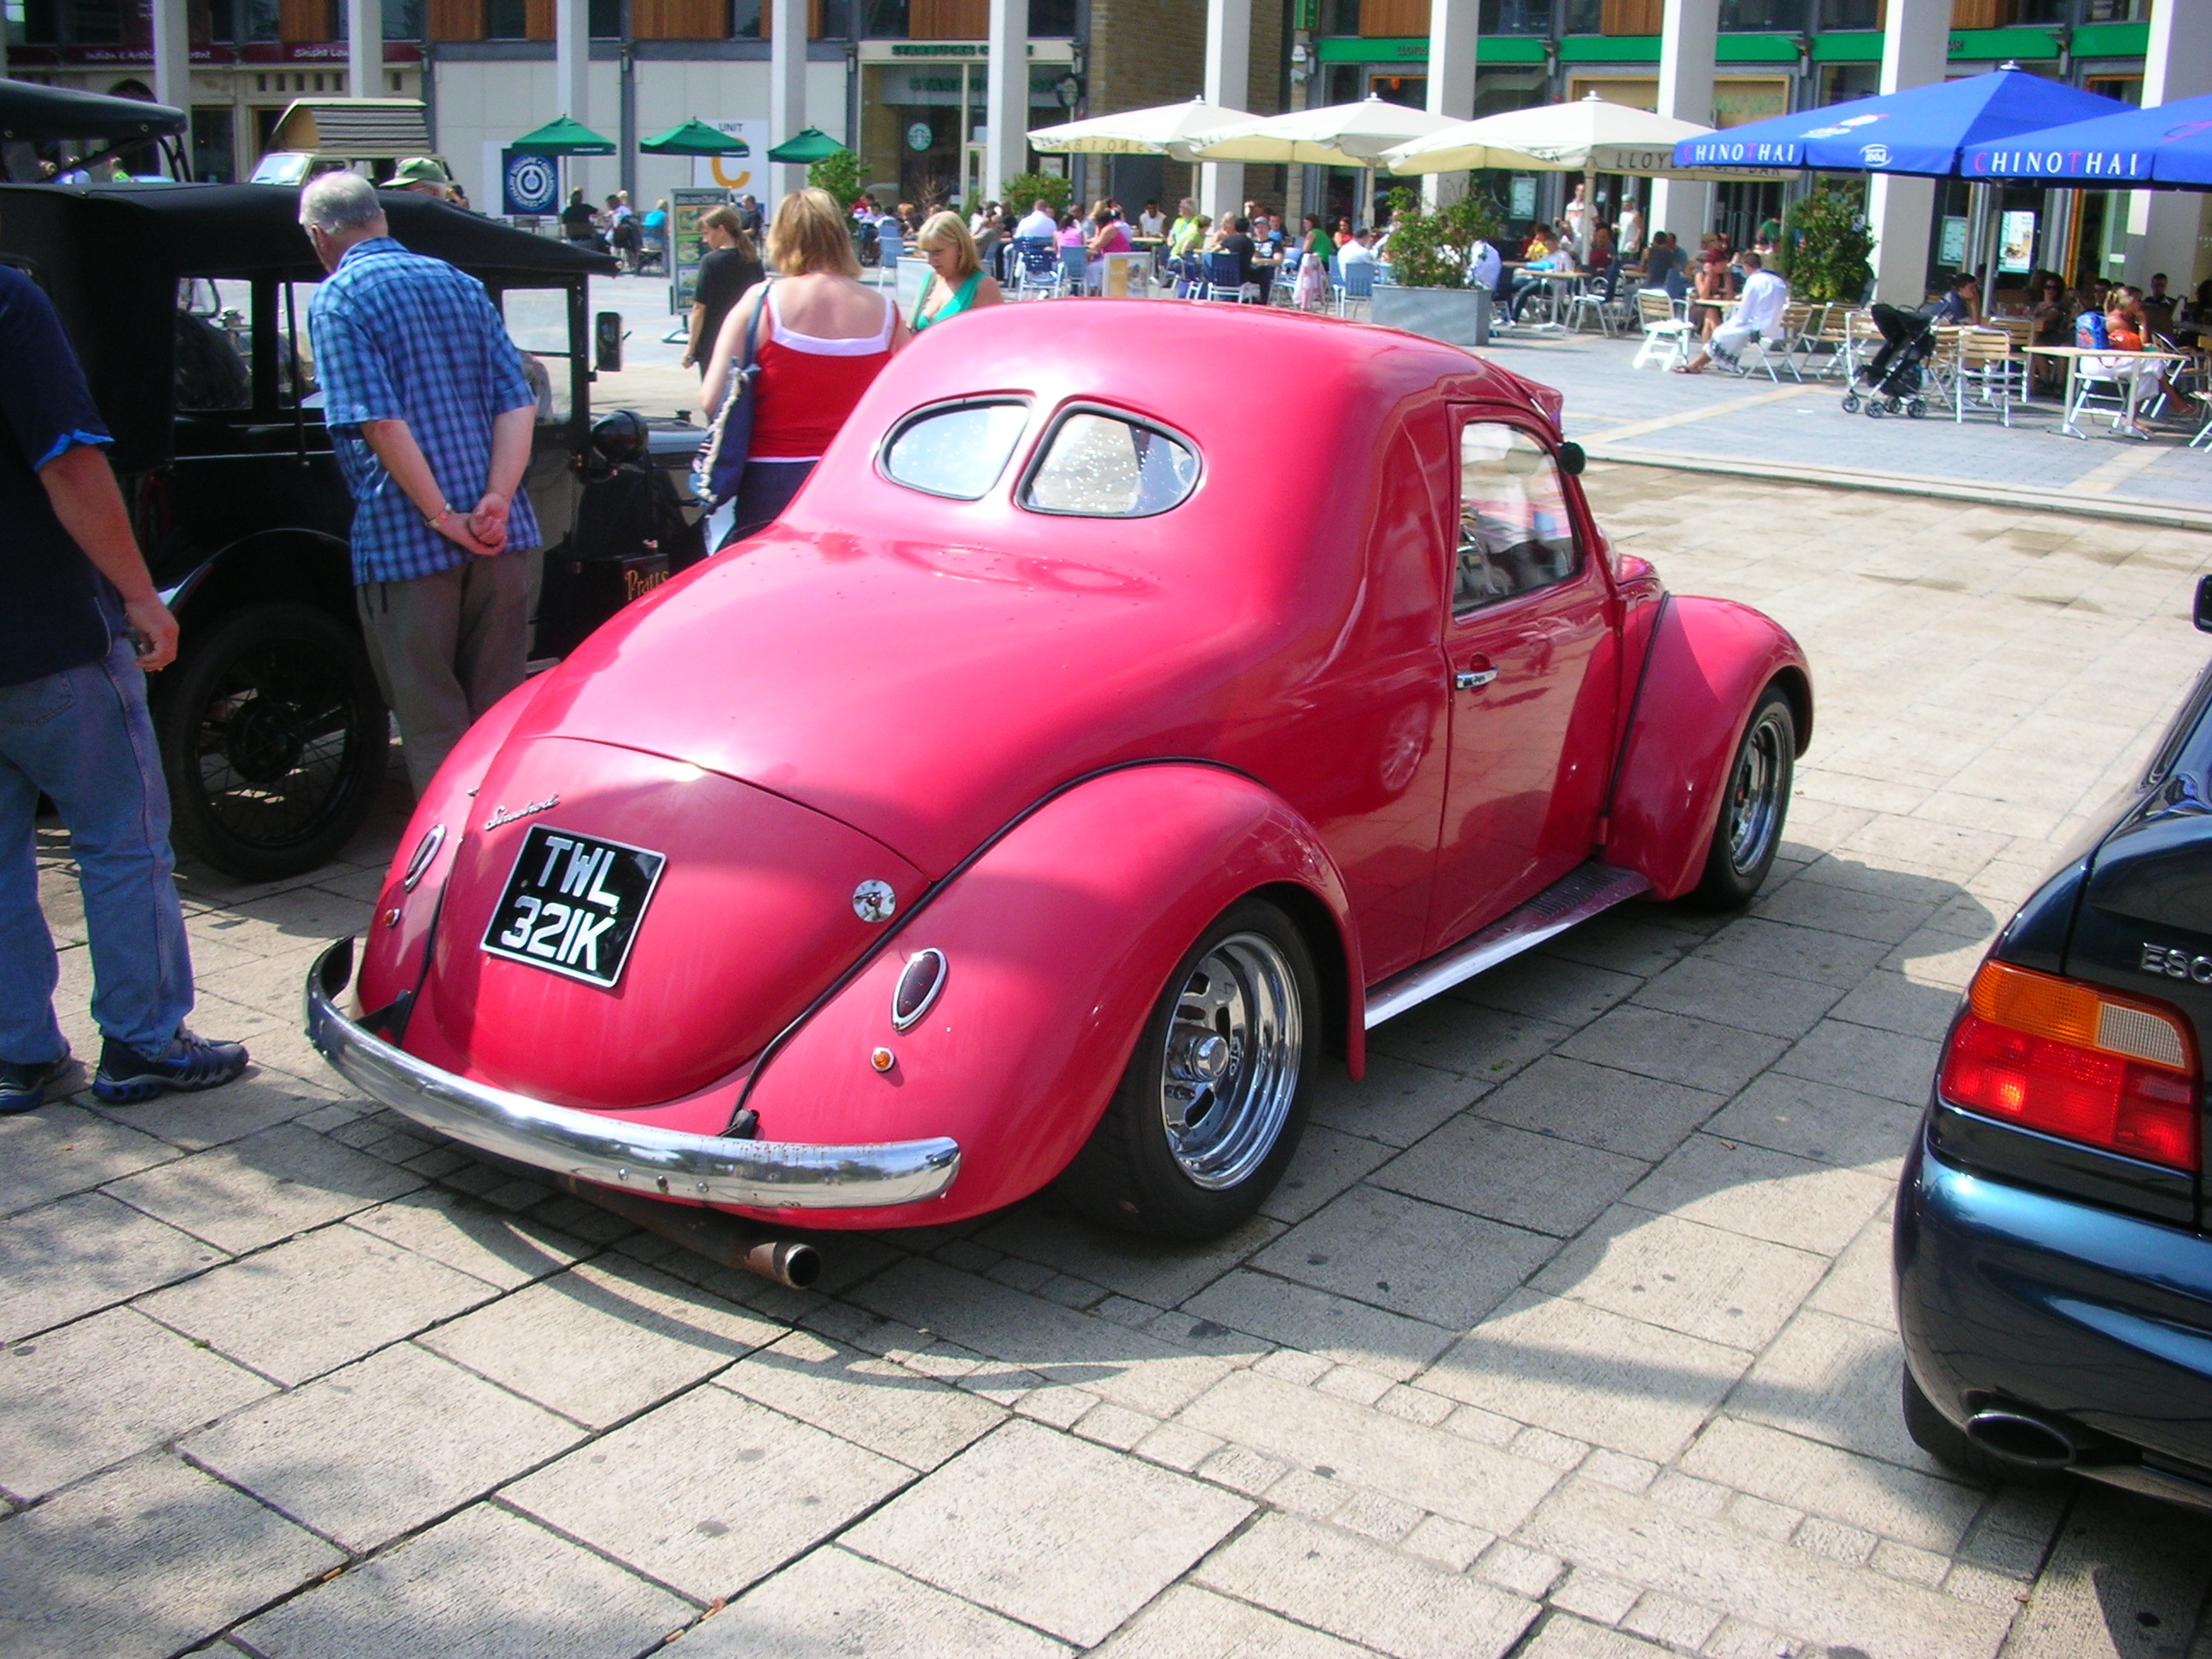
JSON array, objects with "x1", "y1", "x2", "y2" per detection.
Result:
[
  {"x1": 510, "y1": 114, "x2": 616, "y2": 156},
  {"x1": 765, "y1": 127, "x2": 847, "y2": 164},
  {"x1": 640, "y1": 118, "x2": 748, "y2": 157}
]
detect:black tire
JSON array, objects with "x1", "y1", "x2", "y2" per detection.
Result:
[
  {"x1": 1682, "y1": 682, "x2": 1796, "y2": 911},
  {"x1": 155, "y1": 602, "x2": 389, "y2": 882},
  {"x1": 1840, "y1": 393, "x2": 1860, "y2": 414},
  {"x1": 1901, "y1": 1365, "x2": 2062, "y2": 1487},
  {"x1": 1866, "y1": 397, "x2": 1886, "y2": 418},
  {"x1": 1906, "y1": 398, "x2": 1928, "y2": 420},
  {"x1": 1057, "y1": 897, "x2": 1319, "y2": 1240}
]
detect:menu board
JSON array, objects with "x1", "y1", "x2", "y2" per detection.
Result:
[{"x1": 669, "y1": 186, "x2": 731, "y2": 314}]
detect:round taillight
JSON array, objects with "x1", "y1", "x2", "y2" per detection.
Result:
[
  {"x1": 892, "y1": 948, "x2": 947, "y2": 1031},
  {"x1": 401, "y1": 823, "x2": 445, "y2": 892}
]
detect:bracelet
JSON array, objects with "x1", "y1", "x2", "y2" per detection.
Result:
[{"x1": 424, "y1": 504, "x2": 457, "y2": 529}]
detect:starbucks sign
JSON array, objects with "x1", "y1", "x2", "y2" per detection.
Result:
[{"x1": 905, "y1": 121, "x2": 934, "y2": 153}]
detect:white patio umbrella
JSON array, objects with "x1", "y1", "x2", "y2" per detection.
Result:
[
  {"x1": 1027, "y1": 96, "x2": 1255, "y2": 160},
  {"x1": 1190, "y1": 95, "x2": 1462, "y2": 229}
]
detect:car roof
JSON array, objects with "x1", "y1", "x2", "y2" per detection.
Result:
[
  {"x1": 0, "y1": 81, "x2": 185, "y2": 144},
  {"x1": 0, "y1": 181, "x2": 616, "y2": 282}
]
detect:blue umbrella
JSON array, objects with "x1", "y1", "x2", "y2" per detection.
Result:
[
  {"x1": 1963, "y1": 90, "x2": 2212, "y2": 189},
  {"x1": 1671, "y1": 67, "x2": 2128, "y2": 178}
]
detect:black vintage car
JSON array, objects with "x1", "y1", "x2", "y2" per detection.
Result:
[{"x1": 1, "y1": 181, "x2": 700, "y2": 879}]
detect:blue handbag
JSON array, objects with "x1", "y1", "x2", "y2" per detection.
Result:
[{"x1": 692, "y1": 287, "x2": 767, "y2": 508}]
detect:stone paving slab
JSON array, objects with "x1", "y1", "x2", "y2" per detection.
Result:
[{"x1": 9, "y1": 463, "x2": 2212, "y2": 1656}]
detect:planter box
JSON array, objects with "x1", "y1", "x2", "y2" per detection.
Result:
[{"x1": 1371, "y1": 283, "x2": 1491, "y2": 348}]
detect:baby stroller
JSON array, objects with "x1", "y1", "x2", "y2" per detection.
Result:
[{"x1": 1842, "y1": 303, "x2": 1934, "y2": 419}]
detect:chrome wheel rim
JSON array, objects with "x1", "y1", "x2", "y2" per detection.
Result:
[
  {"x1": 1725, "y1": 708, "x2": 1790, "y2": 876},
  {"x1": 1158, "y1": 931, "x2": 1302, "y2": 1190}
]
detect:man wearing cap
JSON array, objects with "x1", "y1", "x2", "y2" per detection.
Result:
[
  {"x1": 389, "y1": 157, "x2": 455, "y2": 201},
  {"x1": 300, "y1": 170, "x2": 541, "y2": 795}
]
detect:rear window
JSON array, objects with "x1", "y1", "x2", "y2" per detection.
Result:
[
  {"x1": 882, "y1": 400, "x2": 1030, "y2": 500},
  {"x1": 1021, "y1": 410, "x2": 1199, "y2": 519}
]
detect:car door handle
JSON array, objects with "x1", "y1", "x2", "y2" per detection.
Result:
[{"x1": 1455, "y1": 667, "x2": 1499, "y2": 690}]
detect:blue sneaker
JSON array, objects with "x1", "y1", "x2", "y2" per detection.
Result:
[
  {"x1": 1, "y1": 1049, "x2": 71, "y2": 1115},
  {"x1": 93, "y1": 1029, "x2": 248, "y2": 1103}
]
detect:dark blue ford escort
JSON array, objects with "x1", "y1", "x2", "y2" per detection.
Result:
[{"x1": 1896, "y1": 575, "x2": 2212, "y2": 1509}]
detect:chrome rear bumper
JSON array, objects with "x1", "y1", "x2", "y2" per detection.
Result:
[{"x1": 304, "y1": 940, "x2": 959, "y2": 1209}]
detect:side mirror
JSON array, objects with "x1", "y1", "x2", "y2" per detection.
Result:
[
  {"x1": 1557, "y1": 440, "x2": 1586, "y2": 477},
  {"x1": 2197, "y1": 573, "x2": 2212, "y2": 634}
]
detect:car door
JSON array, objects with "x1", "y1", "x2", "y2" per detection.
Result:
[{"x1": 1424, "y1": 414, "x2": 1617, "y2": 956}]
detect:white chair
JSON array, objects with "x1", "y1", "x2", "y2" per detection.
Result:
[
  {"x1": 1728, "y1": 302, "x2": 1808, "y2": 384},
  {"x1": 1332, "y1": 259, "x2": 1376, "y2": 317},
  {"x1": 1952, "y1": 328, "x2": 2024, "y2": 426},
  {"x1": 1630, "y1": 288, "x2": 1691, "y2": 370}
]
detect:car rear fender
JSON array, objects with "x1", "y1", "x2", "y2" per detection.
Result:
[
  {"x1": 357, "y1": 672, "x2": 552, "y2": 1015},
  {"x1": 732, "y1": 761, "x2": 1362, "y2": 1227},
  {"x1": 1603, "y1": 595, "x2": 1812, "y2": 900}
]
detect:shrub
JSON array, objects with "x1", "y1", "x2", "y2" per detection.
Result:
[
  {"x1": 1000, "y1": 169, "x2": 1074, "y2": 215},
  {"x1": 1782, "y1": 185, "x2": 1873, "y2": 304},
  {"x1": 1379, "y1": 185, "x2": 1505, "y2": 290},
  {"x1": 807, "y1": 149, "x2": 864, "y2": 210}
]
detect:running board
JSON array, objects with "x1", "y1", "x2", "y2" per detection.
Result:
[{"x1": 1363, "y1": 862, "x2": 1652, "y2": 1028}]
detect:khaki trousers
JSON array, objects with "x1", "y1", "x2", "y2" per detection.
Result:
[{"x1": 355, "y1": 550, "x2": 530, "y2": 796}]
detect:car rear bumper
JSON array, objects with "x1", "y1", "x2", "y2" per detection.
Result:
[
  {"x1": 1896, "y1": 1125, "x2": 2212, "y2": 1493},
  {"x1": 305, "y1": 940, "x2": 960, "y2": 1210}
]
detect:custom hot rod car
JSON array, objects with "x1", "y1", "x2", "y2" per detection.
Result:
[{"x1": 306, "y1": 301, "x2": 1812, "y2": 1257}]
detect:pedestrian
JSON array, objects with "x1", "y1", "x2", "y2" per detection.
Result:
[
  {"x1": 300, "y1": 171, "x2": 540, "y2": 797},
  {"x1": 1563, "y1": 181, "x2": 1587, "y2": 250},
  {"x1": 1616, "y1": 195, "x2": 1644, "y2": 260},
  {"x1": 698, "y1": 187, "x2": 906, "y2": 548},
  {"x1": 0, "y1": 264, "x2": 248, "y2": 1110},
  {"x1": 559, "y1": 188, "x2": 598, "y2": 248},
  {"x1": 607, "y1": 191, "x2": 641, "y2": 273},
  {"x1": 910, "y1": 210, "x2": 1004, "y2": 331},
  {"x1": 1293, "y1": 213, "x2": 1330, "y2": 311},
  {"x1": 682, "y1": 205, "x2": 763, "y2": 375},
  {"x1": 737, "y1": 194, "x2": 764, "y2": 235}
]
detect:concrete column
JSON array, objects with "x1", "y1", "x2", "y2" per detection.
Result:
[
  {"x1": 151, "y1": 0, "x2": 190, "y2": 117},
  {"x1": 347, "y1": 0, "x2": 379, "y2": 99},
  {"x1": 1647, "y1": 0, "x2": 1716, "y2": 247},
  {"x1": 1202, "y1": 0, "x2": 1250, "y2": 222},
  {"x1": 1423, "y1": 0, "x2": 1476, "y2": 207},
  {"x1": 1864, "y1": 0, "x2": 1947, "y2": 304},
  {"x1": 556, "y1": 0, "x2": 590, "y2": 120},
  {"x1": 985, "y1": 0, "x2": 1028, "y2": 212},
  {"x1": 769, "y1": 0, "x2": 807, "y2": 204},
  {"x1": 2122, "y1": 0, "x2": 2212, "y2": 292}
]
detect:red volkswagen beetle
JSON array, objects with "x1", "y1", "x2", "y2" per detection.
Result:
[{"x1": 308, "y1": 302, "x2": 1810, "y2": 1251}]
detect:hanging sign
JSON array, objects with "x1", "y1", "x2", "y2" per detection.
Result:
[{"x1": 502, "y1": 149, "x2": 558, "y2": 217}]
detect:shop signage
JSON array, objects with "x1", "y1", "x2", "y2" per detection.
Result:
[
  {"x1": 858, "y1": 39, "x2": 1073, "y2": 63},
  {"x1": 905, "y1": 120, "x2": 934, "y2": 152},
  {"x1": 688, "y1": 119, "x2": 764, "y2": 193},
  {"x1": 503, "y1": 150, "x2": 558, "y2": 216},
  {"x1": 669, "y1": 186, "x2": 728, "y2": 314}
]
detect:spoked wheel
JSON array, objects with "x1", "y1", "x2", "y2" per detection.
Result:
[
  {"x1": 154, "y1": 602, "x2": 389, "y2": 881},
  {"x1": 1684, "y1": 682, "x2": 1796, "y2": 910},
  {"x1": 1057, "y1": 897, "x2": 1318, "y2": 1238}
]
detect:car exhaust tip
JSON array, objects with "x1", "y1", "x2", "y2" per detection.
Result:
[
  {"x1": 545, "y1": 1173, "x2": 825, "y2": 1289},
  {"x1": 746, "y1": 1237, "x2": 822, "y2": 1290},
  {"x1": 1966, "y1": 1409, "x2": 2079, "y2": 1471}
]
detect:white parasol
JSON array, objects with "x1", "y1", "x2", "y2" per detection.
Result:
[
  {"x1": 1027, "y1": 96, "x2": 1256, "y2": 161},
  {"x1": 1381, "y1": 94, "x2": 1720, "y2": 177},
  {"x1": 1191, "y1": 95, "x2": 1463, "y2": 169}
]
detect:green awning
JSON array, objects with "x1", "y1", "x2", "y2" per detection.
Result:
[
  {"x1": 510, "y1": 115, "x2": 616, "y2": 156},
  {"x1": 765, "y1": 127, "x2": 847, "y2": 163},
  {"x1": 641, "y1": 118, "x2": 748, "y2": 156}
]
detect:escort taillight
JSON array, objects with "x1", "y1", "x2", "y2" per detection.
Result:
[{"x1": 1938, "y1": 959, "x2": 2199, "y2": 1173}]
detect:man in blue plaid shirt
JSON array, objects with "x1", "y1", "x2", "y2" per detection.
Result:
[{"x1": 302, "y1": 171, "x2": 541, "y2": 795}]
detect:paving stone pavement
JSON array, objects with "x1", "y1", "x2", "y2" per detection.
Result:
[{"x1": 9, "y1": 464, "x2": 2212, "y2": 1659}]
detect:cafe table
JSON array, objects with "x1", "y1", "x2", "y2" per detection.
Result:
[{"x1": 2025, "y1": 345, "x2": 2197, "y2": 439}]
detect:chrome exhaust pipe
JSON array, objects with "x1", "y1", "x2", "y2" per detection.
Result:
[
  {"x1": 550, "y1": 1173, "x2": 823, "y2": 1290},
  {"x1": 1965, "y1": 1408, "x2": 2080, "y2": 1471}
]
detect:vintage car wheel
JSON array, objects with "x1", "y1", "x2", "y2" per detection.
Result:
[
  {"x1": 1684, "y1": 683, "x2": 1796, "y2": 911},
  {"x1": 155, "y1": 602, "x2": 389, "y2": 882},
  {"x1": 1057, "y1": 898, "x2": 1318, "y2": 1240}
]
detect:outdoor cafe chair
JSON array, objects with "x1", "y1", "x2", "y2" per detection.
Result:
[
  {"x1": 1012, "y1": 239, "x2": 1061, "y2": 301},
  {"x1": 1952, "y1": 328, "x2": 2024, "y2": 427},
  {"x1": 876, "y1": 233, "x2": 905, "y2": 283},
  {"x1": 1630, "y1": 288, "x2": 1691, "y2": 370},
  {"x1": 1331, "y1": 257, "x2": 1376, "y2": 318},
  {"x1": 1727, "y1": 303, "x2": 1810, "y2": 385},
  {"x1": 1202, "y1": 250, "x2": 1254, "y2": 304},
  {"x1": 1272, "y1": 247, "x2": 1301, "y2": 306},
  {"x1": 1563, "y1": 273, "x2": 1610, "y2": 336},
  {"x1": 1841, "y1": 309, "x2": 1883, "y2": 384},
  {"x1": 1057, "y1": 245, "x2": 1090, "y2": 296}
]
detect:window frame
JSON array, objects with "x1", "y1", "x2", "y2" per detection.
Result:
[
  {"x1": 875, "y1": 395, "x2": 1034, "y2": 502},
  {"x1": 1447, "y1": 412, "x2": 1583, "y2": 620},
  {"x1": 1014, "y1": 402, "x2": 1203, "y2": 522}
]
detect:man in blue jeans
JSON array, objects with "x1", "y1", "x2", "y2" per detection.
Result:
[{"x1": 0, "y1": 263, "x2": 247, "y2": 1112}]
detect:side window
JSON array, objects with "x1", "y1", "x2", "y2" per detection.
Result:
[
  {"x1": 1454, "y1": 422, "x2": 1578, "y2": 615},
  {"x1": 882, "y1": 400, "x2": 1030, "y2": 499},
  {"x1": 174, "y1": 278, "x2": 251, "y2": 411},
  {"x1": 1022, "y1": 410, "x2": 1199, "y2": 519},
  {"x1": 501, "y1": 288, "x2": 574, "y2": 424}
]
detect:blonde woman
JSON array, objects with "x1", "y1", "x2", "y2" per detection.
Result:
[
  {"x1": 701, "y1": 188, "x2": 908, "y2": 546},
  {"x1": 910, "y1": 211, "x2": 1004, "y2": 333}
]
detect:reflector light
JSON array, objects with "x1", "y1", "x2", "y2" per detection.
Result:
[{"x1": 1941, "y1": 961, "x2": 2199, "y2": 1172}]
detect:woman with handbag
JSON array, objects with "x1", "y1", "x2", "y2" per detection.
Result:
[{"x1": 697, "y1": 188, "x2": 908, "y2": 549}]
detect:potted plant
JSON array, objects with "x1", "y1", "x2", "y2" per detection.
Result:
[
  {"x1": 1778, "y1": 184, "x2": 1873, "y2": 305},
  {"x1": 1369, "y1": 186, "x2": 1505, "y2": 347}
]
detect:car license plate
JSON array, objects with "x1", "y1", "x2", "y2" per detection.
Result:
[{"x1": 480, "y1": 826, "x2": 666, "y2": 990}]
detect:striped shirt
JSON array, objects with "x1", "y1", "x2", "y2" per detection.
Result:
[{"x1": 310, "y1": 237, "x2": 540, "y2": 585}]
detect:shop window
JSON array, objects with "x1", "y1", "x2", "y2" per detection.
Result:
[
  {"x1": 742, "y1": 0, "x2": 824, "y2": 34},
  {"x1": 588, "y1": 0, "x2": 617, "y2": 33},
  {"x1": 1031, "y1": 0, "x2": 1073, "y2": 33},
  {"x1": 1563, "y1": 0, "x2": 1603, "y2": 32},
  {"x1": 1319, "y1": 0, "x2": 1359, "y2": 31},
  {"x1": 1480, "y1": 0, "x2": 1553, "y2": 34},
  {"x1": 2081, "y1": 0, "x2": 2145, "y2": 17},
  {"x1": 1359, "y1": 0, "x2": 1428, "y2": 33},
  {"x1": 481, "y1": 0, "x2": 524, "y2": 34},
  {"x1": 189, "y1": 107, "x2": 235, "y2": 183},
  {"x1": 1718, "y1": 0, "x2": 1803, "y2": 26},
  {"x1": 67, "y1": 0, "x2": 122, "y2": 44},
  {"x1": 860, "y1": 0, "x2": 904, "y2": 32},
  {"x1": 245, "y1": 0, "x2": 277, "y2": 36},
  {"x1": 1822, "y1": 0, "x2": 1879, "y2": 26}
]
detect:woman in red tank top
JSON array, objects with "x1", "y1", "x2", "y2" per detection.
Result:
[{"x1": 701, "y1": 188, "x2": 908, "y2": 547}]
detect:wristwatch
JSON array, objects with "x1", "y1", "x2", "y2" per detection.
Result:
[{"x1": 425, "y1": 503, "x2": 459, "y2": 529}]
